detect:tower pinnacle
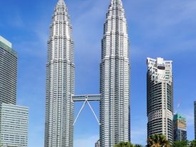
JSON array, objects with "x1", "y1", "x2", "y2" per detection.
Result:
[
  {"x1": 57, "y1": 0, "x2": 65, "y2": 4},
  {"x1": 110, "y1": 0, "x2": 123, "y2": 6}
]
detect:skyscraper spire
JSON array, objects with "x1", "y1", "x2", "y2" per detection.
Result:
[
  {"x1": 44, "y1": 0, "x2": 75, "y2": 146},
  {"x1": 45, "y1": 0, "x2": 130, "y2": 146},
  {"x1": 100, "y1": 0, "x2": 130, "y2": 146},
  {"x1": 110, "y1": 0, "x2": 123, "y2": 6},
  {"x1": 57, "y1": 0, "x2": 66, "y2": 6}
]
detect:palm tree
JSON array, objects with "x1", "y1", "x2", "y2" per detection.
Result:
[
  {"x1": 114, "y1": 141, "x2": 134, "y2": 147},
  {"x1": 190, "y1": 140, "x2": 196, "y2": 147},
  {"x1": 147, "y1": 134, "x2": 170, "y2": 147},
  {"x1": 172, "y1": 140, "x2": 188, "y2": 147}
]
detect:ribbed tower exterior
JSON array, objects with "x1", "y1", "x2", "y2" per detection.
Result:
[
  {"x1": 44, "y1": 0, "x2": 74, "y2": 146},
  {"x1": 100, "y1": 0, "x2": 130, "y2": 146},
  {"x1": 147, "y1": 57, "x2": 173, "y2": 142}
]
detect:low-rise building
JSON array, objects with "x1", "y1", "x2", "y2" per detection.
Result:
[
  {"x1": 0, "y1": 103, "x2": 28, "y2": 147},
  {"x1": 173, "y1": 113, "x2": 187, "y2": 141}
]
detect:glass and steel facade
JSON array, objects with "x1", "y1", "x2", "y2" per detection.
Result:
[
  {"x1": 100, "y1": 0, "x2": 130, "y2": 146},
  {"x1": 44, "y1": 0, "x2": 75, "y2": 146},
  {"x1": 45, "y1": 0, "x2": 130, "y2": 147},
  {"x1": 147, "y1": 57, "x2": 173, "y2": 142},
  {"x1": 0, "y1": 103, "x2": 28, "y2": 147},
  {"x1": 0, "y1": 36, "x2": 17, "y2": 105},
  {"x1": 173, "y1": 113, "x2": 187, "y2": 141}
]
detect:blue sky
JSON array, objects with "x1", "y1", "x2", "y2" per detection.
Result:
[{"x1": 1, "y1": 0, "x2": 196, "y2": 146}]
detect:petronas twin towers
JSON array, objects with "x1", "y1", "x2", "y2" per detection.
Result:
[{"x1": 44, "y1": 0, "x2": 130, "y2": 146}]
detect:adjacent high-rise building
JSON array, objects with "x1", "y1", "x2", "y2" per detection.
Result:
[
  {"x1": 0, "y1": 36, "x2": 28, "y2": 147},
  {"x1": 173, "y1": 113, "x2": 187, "y2": 141},
  {"x1": 147, "y1": 57, "x2": 173, "y2": 142},
  {"x1": 194, "y1": 101, "x2": 196, "y2": 139},
  {"x1": 0, "y1": 36, "x2": 17, "y2": 105},
  {"x1": 0, "y1": 103, "x2": 28, "y2": 147},
  {"x1": 100, "y1": 0, "x2": 130, "y2": 146},
  {"x1": 44, "y1": 0, "x2": 75, "y2": 146}
]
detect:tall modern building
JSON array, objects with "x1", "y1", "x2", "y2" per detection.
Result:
[
  {"x1": 147, "y1": 57, "x2": 173, "y2": 142},
  {"x1": 194, "y1": 101, "x2": 196, "y2": 139},
  {"x1": 44, "y1": 0, "x2": 130, "y2": 147},
  {"x1": 0, "y1": 36, "x2": 28, "y2": 147},
  {"x1": 44, "y1": 0, "x2": 75, "y2": 146},
  {"x1": 100, "y1": 0, "x2": 130, "y2": 146},
  {"x1": 173, "y1": 113, "x2": 187, "y2": 141},
  {"x1": 0, "y1": 103, "x2": 28, "y2": 147},
  {"x1": 0, "y1": 36, "x2": 17, "y2": 105}
]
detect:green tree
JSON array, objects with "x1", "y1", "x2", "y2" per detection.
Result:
[
  {"x1": 147, "y1": 134, "x2": 170, "y2": 147},
  {"x1": 134, "y1": 144, "x2": 143, "y2": 147},
  {"x1": 172, "y1": 140, "x2": 188, "y2": 147},
  {"x1": 114, "y1": 141, "x2": 134, "y2": 147},
  {"x1": 190, "y1": 140, "x2": 196, "y2": 147}
]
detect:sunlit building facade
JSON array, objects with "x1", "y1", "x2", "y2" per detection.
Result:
[
  {"x1": 0, "y1": 103, "x2": 28, "y2": 147},
  {"x1": 147, "y1": 57, "x2": 173, "y2": 142},
  {"x1": 173, "y1": 113, "x2": 187, "y2": 141},
  {"x1": 100, "y1": 0, "x2": 130, "y2": 146},
  {"x1": 44, "y1": 0, "x2": 75, "y2": 146},
  {"x1": 44, "y1": 0, "x2": 130, "y2": 147}
]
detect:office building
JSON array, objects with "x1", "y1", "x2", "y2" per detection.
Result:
[
  {"x1": 0, "y1": 36, "x2": 17, "y2": 104},
  {"x1": 44, "y1": 0, "x2": 130, "y2": 147},
  {"x1": 173, "y1": 113, "x2": 187, "y2": 141},
  {"x1": 147, "y1": 57, "x2": 173, "y2": 142},
  {"x1": 0, "y1": 36, "x2": 29, "y2": 146},
  {"x1": 0, "y1": 103, "x2": 28, "y2": 147},
  {"x1": 100, "y1": 0, "x2": 130, "y2": 146},
  {"x1": 44, "y1": 0, "x2": 75, "y2": 146},
  {"x1": 95, "y1": 140, "x2": 100, "y2": 147}
]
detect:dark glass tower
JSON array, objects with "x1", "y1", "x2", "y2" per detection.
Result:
[
  {"x1": 100, "y1": 0, "x2": 130, "y2": 146},
  {"x1": 0, "y1": 36, "x2": 17, "y2": 105}
]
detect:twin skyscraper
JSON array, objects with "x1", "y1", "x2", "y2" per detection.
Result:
[{"x1": 44, "y1": 0, "x2": 130, "y2": 147}]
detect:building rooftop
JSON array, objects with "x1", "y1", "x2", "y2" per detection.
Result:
[
  {"x1": 174, "y1": 113, "x2": 186, "y2": 121},
  {"x1": 0, "y1": 36, "x2": 17, "y2": 56},
  {"x1": 0, "y1": 36, "x2": 12, "y2": 48}
]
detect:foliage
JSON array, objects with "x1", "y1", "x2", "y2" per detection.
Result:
[
  {"x1": 114, "y1": 141, "x2": 134, "y2": 147},
  {"x1": 172, "y1": 140, "x2": 188, "y2": 147},
  {"x1": 113, "y1": 138, "x2": 196, "y2": 147},
  {"x1": 189, "y1": 140, "x2": 196, "y2": 147},
  {"x1": 147, "y1": 134, "x2": 170, "y2": 147}
]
